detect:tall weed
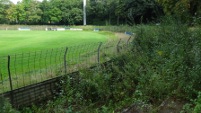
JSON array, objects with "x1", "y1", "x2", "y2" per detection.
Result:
[{"x1": 133, "y1": 20, "x2": 201, "y2": 101}]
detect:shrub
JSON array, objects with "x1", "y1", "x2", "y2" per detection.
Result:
[
  {"x1": 0, "y1": 97, "x2": 18, "y2": 113},
  {"x1": 193, "y1": 92, "x2": 201, "y2": 113},
  {"x1": 133, "y1": 20, "x2": 201, "y2": 101}
]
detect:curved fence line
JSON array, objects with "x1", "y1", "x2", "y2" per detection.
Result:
[{"x1": 0, "y1": 37, "x2": 133, "y2": 94}]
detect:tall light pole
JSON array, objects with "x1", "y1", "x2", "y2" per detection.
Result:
[{"x1": 83, "y1": 0, "x2": 86, "y2": 25}]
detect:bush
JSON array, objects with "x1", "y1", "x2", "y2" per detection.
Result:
[
  {"x1": 133, "y1": 20, "x2": 201, "y2": 101},
  {"x1": 193, "y1": 92, "x2": 201, "y2": 113},
  {"x1": 61, "y1": 55, "x2": 137, "y2": 112},
  {"x1": 0, "y1": 97, "x2": 18, "y2": 113}
]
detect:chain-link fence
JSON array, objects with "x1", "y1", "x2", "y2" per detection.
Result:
[{"x1": 0, "y1": 37, "x2": 133, "y2": 94}]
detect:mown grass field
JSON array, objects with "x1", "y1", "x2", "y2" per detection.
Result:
[{"x1": 0, "y1": 30, "x2": 114, "y2": 55}]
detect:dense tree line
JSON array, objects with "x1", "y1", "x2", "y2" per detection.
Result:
[{"x1": 0, "y1": 0, "x2": 200, "y2": 25}]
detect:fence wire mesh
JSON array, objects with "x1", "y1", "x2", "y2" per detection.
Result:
[{"x1": 0, "y1": 37, "x2": 133, "y2": 94}]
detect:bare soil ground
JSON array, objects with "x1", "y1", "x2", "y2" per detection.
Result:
[{"x1": 115, "y1": 32, "x2": 131, "y2": 40}]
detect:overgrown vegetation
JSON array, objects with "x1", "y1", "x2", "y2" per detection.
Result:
[
  {"x1": 1, "y1": 0, "x2": 201, "y2": 112},
  {"x1": 0, "y1": 97, "x2": 19, "y2": 113},
  {"x1": 22, "y1": 23, "x2": 200, "y2": 112},
  {"x1": 1, "y1": 18, "x2": 201, "y2": 112}
]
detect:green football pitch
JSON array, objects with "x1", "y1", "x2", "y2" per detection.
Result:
[
  {"x1": 0, "y1": 30, "x2": 114, "y2": 55},
  {"x1": 0, "y1": 30, "x2": 119, "y2": 92}
]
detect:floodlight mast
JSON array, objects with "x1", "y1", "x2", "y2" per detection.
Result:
[{"x1": 83, "y1": 0, "x2": 86, "y2": 25}]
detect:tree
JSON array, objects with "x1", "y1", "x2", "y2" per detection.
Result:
[
  {"x1": 40, "y1": 0, "x2": 50, "y2": 24},
  {"x1": 103, "y1": 0, "x2": 119, "y2": 25},
  {"x1": 87, "y1": 0, "x2": 114, "y2": 25},
  {"x1": 60, "y1": 0, "x2": 82, "y2": 25},
  {"x1": 87, "y1": 0, "x2": 161, "y2": 25},
  {"x1": 6, "y1": 4, "x2": 17, "y2": 23},
  {"x1": 16, "y1": 3, "x2": 26, "y2": 24},
  {"x1": 0, "y1": 0, "x2": 12, "y2": 24},
  {"x1": 115, "y1": 0, "x2": 127, "y2": 25},
  {"x1": 48, "y1": 0, "x2": 62, "y2": 24},
  {"x1": 49, "y1": 7, "x2": 62, "y2": 24},
  {"x1": 190, "y1": 0, "x2": 201, "y2": 25},
  {"x1": 25, "y1": 0, "x2": 42, "y2": 24},
  {"x1": 6, "y1": 3, "x2": 27, "y2": 24},
  {"x1": 123, "y1": 0, "x2": 161, "y2": 24},
  {"x1": 156, "y1": 0, "x2": 201, "y2": 24}
]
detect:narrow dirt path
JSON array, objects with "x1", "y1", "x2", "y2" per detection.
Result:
[
  {"x1": 115, "y1": 32, "x2": 130, "y2": 39},
  {"x1": 115, "y1": 32, "x2": 134, "y2": 43}
]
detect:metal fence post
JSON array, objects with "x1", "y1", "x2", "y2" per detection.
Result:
[
  {"x1": 97, "y1": 42, "x2": 102, "y2": 64},
  {"x1": 117, "y1": 39, "x2": 122, "y2": 53},
  {"x1": 8, "y1": 55, "x2": 14, "y2": 105},
  {"x1": 127, "y1": 36, "x2": 132, "y2": 46},
  {"x1": 64, "y1": 47, "x2": 68, "y2": 75}
]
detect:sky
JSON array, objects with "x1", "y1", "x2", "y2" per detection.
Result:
[
  {"x1": 10, "y1": 0, "x2": 43, "y2": 4},
  {"x1": 10, "y1": 0, "x2": 21, "y2": 4}
]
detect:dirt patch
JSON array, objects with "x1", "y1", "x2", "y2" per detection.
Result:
[
  {"x1": 157, "y1": 98, "x2": 186, "y2": 113},
  {"x1": 115, "y1": 32, "x2": 134, "y2": 43},
  {"x1": 120, "y1": 98, "x2": 186, "y2": 113},
  {"x1": 115, "y1": 33, "x2": 130, "y2": 39}
]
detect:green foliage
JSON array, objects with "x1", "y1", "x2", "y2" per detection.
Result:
[
  {"x1": 156, "y1": 0, "x2": 201, "y2": 24},
  {"x1": 87, "y1": 0, "x2": 161, "y2": 25},
  {"x1": 0, "y1": 97, "x2": 19, "y2": 113},
  {"x1": 60, "y1": 0, "x2": 82, "y2": 25},
  {"x1": 180, "y1": 103, "x2": 193, "y2": 113},
  {"x1": 133, "y1": 22, "x2": 201, "y2": 100},
  {"x1": 1, "y1": 0, "x2": 164, "y2": 25},
  {"x1": 1, "y1": 0, "x2": 201, "y2": 25},
  {"x1": 15, "y1": 3, "x2": 26, "y2": 24},
  {"x1": 39, "y1": 0, "x2": 50, "y2": 24},
  {"x1": 193, "y1": 92, "x2": 201, "y2": 113},
  {"x1": 48, "y1": 7, "x2": 62, "y2": 24},
  {"x1": 0, "y1": 0, "x2": 11, "y2": 24},
  {"x1": 61, "y1": 59, "x2": 136, "y2": 111},
  {"x1": 6, "y1": 4, "x2": 17, "y2": 23},
  {"x1": 124, "y1": 0, "x2": 162, "y2": 24},
  {"x1": 25, "y1": 0, "x2": 42, "y2": 24}
]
